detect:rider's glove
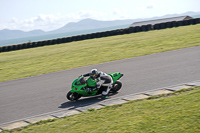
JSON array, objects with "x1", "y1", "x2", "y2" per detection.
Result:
[
  {"x1": 96, "y1": 81, "x2": 104, "y2": 88},
  {"x1": 96, "y1": 84, "x2": 101, "y2": 89},
  {"x1": 86, "y1": 88, "x2": 91, "y2": 93},
  {"x1": 92, "y1": 87, "x2": 98, "y2": 91},
  {"x1": 78, "y1": 75, "x2": 83, "y2": 78}
]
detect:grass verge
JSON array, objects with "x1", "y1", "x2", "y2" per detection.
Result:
[
  {"x1": 3, "y1": 86, "x2": 200, "y2": 133},
  {"x1": 0, "y1": 24, "x2": 200, "y2": 82}
]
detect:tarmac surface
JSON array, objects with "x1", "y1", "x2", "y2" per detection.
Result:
[{"x1": 0, "y1": 46, "x2": 200, "y2": 125}]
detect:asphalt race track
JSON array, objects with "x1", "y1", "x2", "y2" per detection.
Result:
[{"x1": 0, "y1": 46, "x2": 200, "y2": 125}]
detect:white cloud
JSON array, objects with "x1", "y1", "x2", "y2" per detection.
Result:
[
  {"x1": 113, "y1": 8, "x2": 121, "y2": 15},
  {"x1": 78, "y1": 10, "x2": 96, "y2": 18},
  {"x1": 146, "y1": 3, "x2": 157, "y2": 9},
  {"x1": 0, "y1": 10, "x2": 131, "y2": 31},
  {"x1": 110, "y1": 8, "x2": 131, "y2": 20},
  {"x1": 0, "y1": 12, "x2": 93, "y2": 31},
  {"x1": 0, "y1": 14, "x2": 73, "y2": 31}
]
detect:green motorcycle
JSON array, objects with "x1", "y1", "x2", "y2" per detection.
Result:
[{"x1": 66, "y1": 72, "x2": 123, "y2": 101}]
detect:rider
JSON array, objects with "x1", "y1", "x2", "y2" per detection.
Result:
[{"x1": 83, "y1": 69, "x2": 113, "y2": 96}]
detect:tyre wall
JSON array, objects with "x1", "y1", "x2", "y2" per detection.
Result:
[{"x1": 0, "y1": 18, "x2": 200, "y2": 53}]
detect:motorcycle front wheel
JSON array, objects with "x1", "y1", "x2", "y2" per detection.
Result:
[{"x1": 67, "y1": 91, "x2": 82, "y2": 101}]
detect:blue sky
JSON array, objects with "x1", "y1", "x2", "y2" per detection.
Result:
[{"x1": 0, "y1": 0, "x2": 199, "y2": 31}]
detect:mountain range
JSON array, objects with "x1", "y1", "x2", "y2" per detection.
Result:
[{"x1": 0, "y1": 11, "x2": 200, "y2": 41}]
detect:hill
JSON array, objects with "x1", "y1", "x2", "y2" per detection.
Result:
[
  {"x1": 0, "y1": 19, "x2": 133, "y2": 40},
  {"x1": 50, "y1": 18, "x2": 133, "y2": 33},
  {"x1": 0, "y1": 29, "x2": 45, "y2": 40}
]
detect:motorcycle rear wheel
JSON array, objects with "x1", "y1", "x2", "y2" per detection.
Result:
[
  {"x1": 110, "y1": 80, "x2": 122, "y2": 93},
  {"x1": 67, "y1": 91, "x2": 82, "y2": 101}
]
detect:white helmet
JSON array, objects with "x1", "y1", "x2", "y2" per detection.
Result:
[{"x1": 89, "y1": 69, "x2": 98, "y2": 79}]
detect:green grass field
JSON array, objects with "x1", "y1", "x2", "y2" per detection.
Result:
[
  {"x1": 0, "y1": 24, "x2": 200, "y2": 82},
  {"x1": 4, "y1": 87, "x2": 200, "y2": 133}
]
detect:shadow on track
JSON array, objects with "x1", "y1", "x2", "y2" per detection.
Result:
[{"x1": 59, "y1": 92, "x2": 119, "y2": 110}]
